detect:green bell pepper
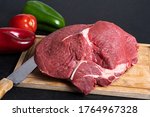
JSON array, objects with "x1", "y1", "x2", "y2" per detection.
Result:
[{"x1": 23, "y1": 0, "x2": 65, "y2": 32}]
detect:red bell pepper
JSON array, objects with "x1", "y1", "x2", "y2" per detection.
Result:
[
  {"x1": 9, "y1": 14, "x2": 37, "y2": 32},
  {"x1": 0, "y1": 27, "x2": 35, "y2": 53}
]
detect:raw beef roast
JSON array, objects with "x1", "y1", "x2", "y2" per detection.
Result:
[{"x1": 35, "y1": 21, "x2": 138, "y2": 95}]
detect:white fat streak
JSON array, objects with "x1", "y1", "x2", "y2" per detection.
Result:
[
  {"x1": 105, "y1": 63, "x2": 127, "y2": 74},
  {"x1": 70, "y1": 60, "x2": 87, "y2": 80},
  {"x1": 62, "y1": 35, "x2": 73, "y2": 41},
  {"x1": 62, "y1": 28, "x2": 92, "y2": 46},
  {"x1": 97, "y1": 63, "x2": 127, "y2": 79},
  {"x1": 81, "y1": 63, "x2": 128, "y2": 80},
  {"x1": 80, "y1": 28, "x2": 92, "y2": 46},
  {"x1": 83, "y1": 74, "x2": 100, "y2": 78}
]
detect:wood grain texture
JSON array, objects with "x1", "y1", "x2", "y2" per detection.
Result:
[
  {"x1": 0, "y1": 78, "x2": 13, "y2": 99},
  {"x1": 15, "y1": 35, "x2": 150, "y2": 99}
]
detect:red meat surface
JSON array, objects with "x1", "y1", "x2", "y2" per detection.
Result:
[{"x1": 35, "y1": 21, "x2": 138, "y2": 95}]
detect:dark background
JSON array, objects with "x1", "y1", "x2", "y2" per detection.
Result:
[{"x1": 0, "y1": 0, "x2": 150, "y2": 99}]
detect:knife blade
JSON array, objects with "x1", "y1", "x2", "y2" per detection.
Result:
[{"x1": 0, "y1": 56, "x2": 37, "y2": 99}]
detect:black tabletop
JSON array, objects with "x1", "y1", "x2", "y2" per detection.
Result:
[{"x1": 0, "y1": 0, "x2": 150, "y2": 100}]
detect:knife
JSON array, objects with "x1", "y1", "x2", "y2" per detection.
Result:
[{"x1": 0, "y1": 56, "x2": 37, "y2": 99}]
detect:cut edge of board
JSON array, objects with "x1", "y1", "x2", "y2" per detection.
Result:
[{"x1": 17, "y1": 82, "x2": 150, "y2": 99}]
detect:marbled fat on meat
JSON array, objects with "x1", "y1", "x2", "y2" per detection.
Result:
[{"x1": 35, "y1": 21, "x2": 138, "y2": 95}]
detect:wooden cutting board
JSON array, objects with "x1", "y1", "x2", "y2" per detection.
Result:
[{"x1": 15, "y1": 35, "x2": 150, "y2": 99}]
